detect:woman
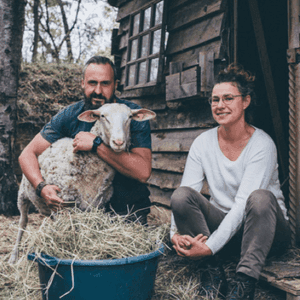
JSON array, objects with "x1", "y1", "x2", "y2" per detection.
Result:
[{"x1": 170, "y1": 64, "x2": 290, "y2": 300}]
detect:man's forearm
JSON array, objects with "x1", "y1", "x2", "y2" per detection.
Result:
[
  {"x1": 19, "y1": 150, "x2": 44, "y2": 189},
  {"x1": 18, "y1": 133, "x2": 51, "y2": 189},
  {"x1": 96, "y1": 144, "x2": 152, "y2": 183}
]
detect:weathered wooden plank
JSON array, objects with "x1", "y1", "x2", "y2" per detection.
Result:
[
  {"x1": 120, "y1": 68, "x2": 126, "y2": 85},
  {"x1": 148, "y1": 170, "x2": 210, "y2": 195},
  {"x1": 150, "y1": 103, "x2": 215, "y2": 130},
  {"x1": 120, "y1": 50, "x2": 127, "y2": 68},
  {"x1": 130, "y1": 96, "x2": 167, "y2": 111},
  {"x1": 168, "y1": 0, "x2": 190, "y2": 10},
  {"x1": 169, "y1": 39, "x2": 223, "y2": 64},
  {"x1": 181, "y1": 66, "x2": 199, "y2": 84},
  {"x1": 118, "y1": 16, "x2": 130, "y2": 35},
  {"x1": 166, "y1": 66, "x2": 200, "y2": 101},
  {"x1": 260, "y1": 272, "x2": 300, "y2": 296},
  {"x1": 287, "y1": 294, "x2": 300, "y2": 300},
  {"x1": 148, "y1": 169, "x2": 182, "y2": 190},
  {"x1": 151, "y1": 128, "x2": 209, "y2": 152},
  {"x1": 199, "y1": 51, "x2": 215, "y2": 93},
  {"x1": 152, "y1": 153, "x2": 188, "y2": 173},
  {"x1": 119, "y1": 32, "x2": 128, "y2": 50},
  {"x1": 148, "y1": 185, "x2": 172, "y2": 207},
  {"x1": 263, "y1": 262, "x2": 300, "y2": 280},
  {"x1": 169, "y1": 61, "x2": 183, "y2": 75},
  {"x1": 107, "y1": 0, "x2": 128, "y2": 8},
  {"x1": 166, "y1": 72, "x2": 180, "y2": 99},
  {"x1": 116, "y1": 0, "x2": 161, "y2": 21},
  {"x1": 168, "y1": 0, "x2": 223, "y2": 32},
  {"x1": 166, "y1": 13, "x2": 224, "y2": 55},
  {"x1": 120, "y1": 83, "x2": 165, "y2": 98}
]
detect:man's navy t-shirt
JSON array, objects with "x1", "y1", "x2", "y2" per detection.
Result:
[{"x1": 40, "y1": 98, "x2": 151, "y2": 212}]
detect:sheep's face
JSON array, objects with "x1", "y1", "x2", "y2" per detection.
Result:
[{"x1": 78, "y1": 103, "x2": 156, "y2": 152}]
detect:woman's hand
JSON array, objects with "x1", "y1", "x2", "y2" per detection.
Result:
[{"x1": 172, "y1": 233, "x2": 212, "y2": 260}]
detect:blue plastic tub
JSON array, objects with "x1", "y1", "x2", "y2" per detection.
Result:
[{"x1": 28, "y1": 244, "x2": 164, "y2": 300}]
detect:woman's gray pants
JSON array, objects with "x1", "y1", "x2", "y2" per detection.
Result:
[{"x1": 171, "y1": 187, "x2": 291, "y2": 280}]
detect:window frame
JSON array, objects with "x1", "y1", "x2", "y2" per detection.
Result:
[{"x1": 124, "y1": 0, "x2": 166, "y2": 90}]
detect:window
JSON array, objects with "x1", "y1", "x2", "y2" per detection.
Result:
[{"x1": 125, "y1": 0, "x2": 165, "y2": 88}]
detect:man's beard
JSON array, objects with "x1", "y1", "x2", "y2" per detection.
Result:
[{"x1": 84, "y1": 92, "x2": 115, "y2": 110}]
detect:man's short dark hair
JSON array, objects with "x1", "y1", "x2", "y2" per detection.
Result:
[{"x1": 83, "y1": 56, "x2": 117, "y2": 82}]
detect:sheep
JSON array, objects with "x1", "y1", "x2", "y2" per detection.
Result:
[{"x1": 9, "y1": 103, "x2": 156, "y2": 264}]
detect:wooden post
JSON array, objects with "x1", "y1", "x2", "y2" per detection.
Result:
[
  {"x1": 233, "y1": 0, "x2": 238, "y2": 64},
  {"x1": 287, "y1": 0, "x2": 300, "y2": 245}
]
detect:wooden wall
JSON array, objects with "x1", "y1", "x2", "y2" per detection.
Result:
[{"x1": 109, "y1": 0, "x2": 230, "y2": 218}]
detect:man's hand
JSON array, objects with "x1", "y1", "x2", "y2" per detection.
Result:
[
  {"x1": 172, "y1": 233, "x2": 212, "y2": 260},
  {"x1": 40, "y1": 185, "x2": 64, "y2": 211},
  {"x1": 73, "y1": 132, "x2": 96, "y2": 153}
]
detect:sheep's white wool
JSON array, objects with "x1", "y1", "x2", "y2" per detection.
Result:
[
  {"x1": 9, "y1": 103, "x2": 156, "y2": 264},
  {"x1": 19, "y1": 137, "x2": 115, "y2": 215}
]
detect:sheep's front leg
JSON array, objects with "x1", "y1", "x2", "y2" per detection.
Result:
[{"x1": 9, "y1": 197, "x2": 31, "y2": 264}]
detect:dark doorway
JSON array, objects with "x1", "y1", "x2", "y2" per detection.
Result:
[{"x1": 236, "y1": 0, "x2": 289, "y2": 198}]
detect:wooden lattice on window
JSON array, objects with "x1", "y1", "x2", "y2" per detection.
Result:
[{"x1": 125, "y1": 0, "x2": 165, "y2": 89}]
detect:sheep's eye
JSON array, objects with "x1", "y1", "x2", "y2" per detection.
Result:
[
  {"x1": 129, "y1": 115, "x2": 133, "y2": 119},
  {"x1": 101, "y1": 114, "x2": 105, "y2": 118}
]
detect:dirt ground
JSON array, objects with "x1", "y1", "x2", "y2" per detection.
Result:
[{"x1": 0, "y1": 212, "x2": 288, "y2": 300}]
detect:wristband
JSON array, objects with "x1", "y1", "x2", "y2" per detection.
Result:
[
  {"x1": 92, "y1": 136, "x2": 102, "y2": 152},
  {"x1": 36, "y1": 181, "x2": 48, "y2": 197}
]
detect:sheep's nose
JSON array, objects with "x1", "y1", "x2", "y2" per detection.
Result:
[{"x1": 113, "y1": 139, "x2": 124, "y2": 146}]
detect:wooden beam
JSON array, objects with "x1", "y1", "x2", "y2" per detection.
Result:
[
  {"x1": 166, "y1": 13, "x2": 224, "y2": 55},
  {"x1": 199, "y1": 51, "x2": 215, "y2": 93},
  {"x1": 147, "y1": 170, "x2": 182, "y2": 190},
  {"x1": 166, "y1": 66, "x2": 200, "y2": 101},
  {"x1": 152, "y1": 153, "x2": 188, "y2": 173},
  {"x1": 168, "y1": 0, "x2": 223, "y2": 32},
  {"x1": 151, "y1": 129, "x2": 209, "y2": 152},
  {"x1": 150, "y1": 104, "x2": 215, "y2": 130},
  {"x1": 248, "y1": 0, "x2": 288, "y2": 180}
]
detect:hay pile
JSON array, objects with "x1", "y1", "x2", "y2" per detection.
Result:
[
  {"x1": 0, "y1": 208, "x2": 168, "y2": 300},
  {"x1": 24, "y1": 207, "x2": 168, "y2": 261}
]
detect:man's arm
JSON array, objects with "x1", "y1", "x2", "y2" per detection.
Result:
[
  {"x1": 98, "y1": 145, "x2": 151, "y2": 183},
  {"x1": 73, "y1": 131, "x2": 152, "y2": 183},
  {"x1": 19, "y1": 133, "x2": 64, "y2": 209}
]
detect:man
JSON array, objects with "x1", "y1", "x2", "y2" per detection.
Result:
[{"x1": 19, "y1": 56, "x2": 152, "y2": 223}]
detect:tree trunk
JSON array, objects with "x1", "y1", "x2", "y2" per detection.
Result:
[
  {"x1": 0, "y1": 0, "x2": 26, "y2": 216},
  {"x1": 32, "y1": 0, "x2": 40, "y2": 63},
  {"x1": 57, "y1": 0, "x2": 73, "y2": 63}
]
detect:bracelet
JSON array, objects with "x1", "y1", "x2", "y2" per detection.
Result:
[{"x1": 36, "y1": 181, "x2": 48, "y2": 197}]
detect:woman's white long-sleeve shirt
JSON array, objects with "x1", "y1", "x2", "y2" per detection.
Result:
[{"x1": 170, "y1": 127, "x2": 288, "y2": 255}]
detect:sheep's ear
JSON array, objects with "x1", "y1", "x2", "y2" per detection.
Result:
[
  {"x1": 131, "y1": 109, "x2": 156, "y2": 121},
  {"x1": 78, "y1": 110, "x2": 100, "y2": 122}
]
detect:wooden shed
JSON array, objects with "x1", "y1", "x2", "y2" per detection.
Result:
[
  {"x1": 106, "y1": 0, "x2": 300, "y2": 297},
  {"x1": 108, "y1": 0, "x2": 292, "y2": 223}
]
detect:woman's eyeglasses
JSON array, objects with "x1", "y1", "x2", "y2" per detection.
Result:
[{"x1": 208, "y1": 94, "x2": 243, "y2": 106}]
